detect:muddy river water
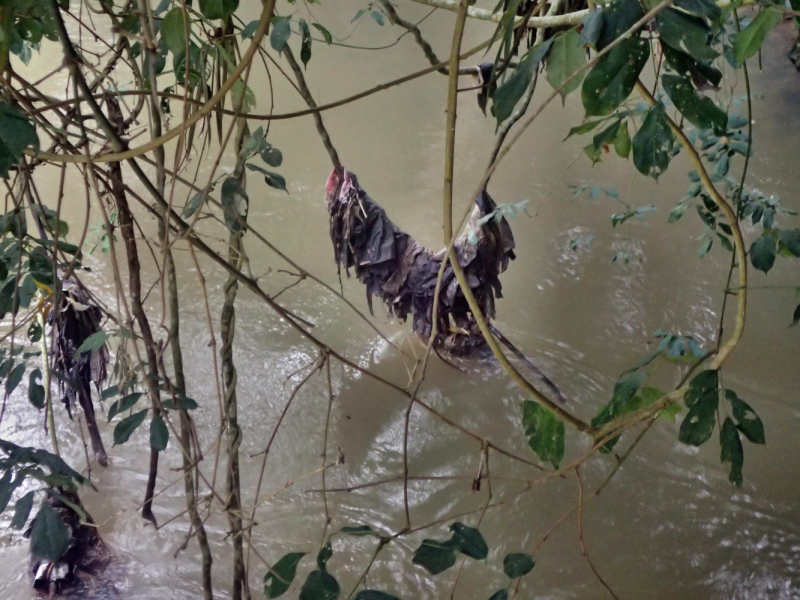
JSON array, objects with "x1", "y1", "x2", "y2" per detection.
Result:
[{"x1": 1, "y1": 1, "x2": 799, "y2": 598}]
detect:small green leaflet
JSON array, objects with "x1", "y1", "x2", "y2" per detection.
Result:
[
  {"x1": 150, "y1": 414, "x2": 169, "y2": 451},
  {"x1": 733, "y1": 7, "x2": 782, "y2": 67},
  {"x1": 108, "y1": 392, "x2": 143, "y2": 422},
  {"x1": 521, "y1": 401, "x2": 564, "y2": 469},
  {"x1": 271, "y1": 17, "x2": 291, "y2": 55},
  {"x1": 113, "y1": 409, "x2": 148, "y2": 446},
  {"x1": 720, "y1": 417, "x2": 744, "y2": 487},
  {"x1": 750, "y1": 235, "x2": 776, "y2": 274},
  {"x1": 246, "y1": 163, "x2": 287, "y2": 193},
  {"x1": 10, "y1": 490, "x2": 34, "y2": 530},
  {"x1": 28, "y1": 368, "x2": 44, "y2": 409},
  {"x1": 493, "y1": 39, "x2": 553, "y2": 125},
  {"x1": 546, "y1": 30, "x2": 586, "y2": 102},
  {"x1": 582, "y1": 37, "x2": 649, "y2": 117},
  {"x1": 264, "y1": 552, "x2": 305, "y2": 598},
  {"x1": 0, "y1": 102, "x2": 40, "y2": 179},
  {"x1": 503, "y1": 553, "x2": 535, "y2": 578},
  {"x1": 632, "y1": 103, "x2": 675, "y2": 180},
  {"x1": 73, "y1": 330, "x2": 109, "y2": 358},
  {"x1": 679, "y1": 387, "x2": 718, "y2": 446},
  {"x1": 412, "y1": 522, "x2": 488, "y2": 575},
  {"x1": 5, "y1": 362, "x2": 25, "y2": 396},
  {"x1": 300, "y1": 20, "x2": 312, "y2": 68},
  {"x1": 313, "y1": 23, "x2": 332, "y2": 45},
  {"x1": 30, "y1": 502, "x2": 71, "y2": 563},
  {"x1": 726, "y1": 390, "x2": 765, "y2": 445}
]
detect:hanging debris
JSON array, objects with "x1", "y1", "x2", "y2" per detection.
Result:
[
  {"x1": 50, "y1": 281, "x2": 110, "y2": 467},
  {"x1": 27, "y1": 488, "x2": 113, "y2": 595},
  {"x1": 324, "y1": 169, "x2": 516, "y2": 356}
]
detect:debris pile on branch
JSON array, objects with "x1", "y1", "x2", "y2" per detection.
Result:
[
  {"x1": 324, "y1": 169, "x2": 515, "y2": 355},
  {"x1": 51, "y1": 281, "x2": 109, "y2": 467}
]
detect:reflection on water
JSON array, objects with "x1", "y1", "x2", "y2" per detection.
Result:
[{"x1": 1, "y1": 1, "x2": 799, "y2": 599}]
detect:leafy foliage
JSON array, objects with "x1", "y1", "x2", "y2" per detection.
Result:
[
  {"x1": 264, "y1": 552, "x2": 306, "y2": 598},
  {"x1": 412, "y1": 522, "x2": 488, "y2": 575},
  {"x1": 521, "y1": 401, "x2": 564, "y2": 468}
]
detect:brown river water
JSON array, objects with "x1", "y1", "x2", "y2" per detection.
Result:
[{"x1": 1, "y1": 1, "x2": 799, "y2": 598}]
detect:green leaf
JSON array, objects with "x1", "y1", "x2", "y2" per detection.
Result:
[
  {"x1": 150, "y1": 414, "x2": 169, "y2": 451},
  {"x1": 300, "y1": 20, "x2": 312, "y2": 68},
  {"x1": 750, "y1": 235, "x2": 776, "y2": 274},
  {"x1": 370, "y1": 10, "x2": 384, "y2": 26},
  {"x1": 584, "y1": 119, "x2": 622, "y2": 163},
  {"x1": 632, "y1": 103, "x2": 674, "y2": 180},
  {"x1": 313, "y1": 23, "x2": 332, "y2": 44},
  {"x1": 675, "y1": 0, "x2": 721, "y2": 22},
  {"x1": 264, "y1": 552, "x2": 306, "y2": 598},
  {"x1": 655, "y1": 8, "x2": 718, "y2": 63},
  {"x1": 0, "y1": 469, "x2": 15, "y2": 512},
  {"x1": 162, "y1": 396, "x2": 199, "y2": 411},
  {"x1": 245, "y1": 163, "x2": 287, "y2": 193},
  {"x1": 299, "y1": 570, "x2": 340, "y2": 600},
  {"x1": 778, "y1": 229, "x2": 800, "y2": 257},
  {"x1": 594, "y1": 0, "x2": 644, "y2": 51},
  {"x1": 182, "y1": 188, "x2": 208, "y2": 218},
  {"x1": 73, "y1": 330, "x2": 109, "y2": 358},
  {"x1": 30, "y1": 502, "x2": 71, "y2": 563},
  {"x1": 726, "y1": 390, "x2": 765, "y2": 445},
  {"x1": 793, "y1": 304, "x2": 800, "y2": 327},
  {"x1": 661, "y1": 402, "x2": 683, "y2": 422},
  {"x1": 661, "y1": 44, "x2": 721, "y2": 89},
  {"x1": 662, "y1": 74, "x2": 726, "y2": 135},
  {"x1": 160, "y1": 8, "x2": 188, "y2": 57},
  {"x1": 450, "y1": 522, "x2": 488, "y2": 560},
  {"x1": 220, "y1": 177, "x2": 249, "y2": 233},
  {"x1": 493, "y1": 39, "x2": 553, "y2": 125},
  {"x1": 271, "y1": 17, "x2": 291, "y2": 55},
  {"x1": 488, "y1": 591, "x2": 509, "y2": 600},
  {"x1": 582, "y1": 37, "x2": 649, "y2": 117},
  {"x1": 591, "y1": 373, "x2": 646, "y2": 451},
  {"x1": 685, "y1": 369, "x2": 717, "y2": 409},
  {"x1": 241, "y1": 20, "x2": 259, "y2": 39},
  {"x1": 565, "y1": 118, "x2": 606, "y2": 139},
  {"x1": 354, "y1": 592, "x2": 401, "y2": 600},
  {"x1": 732, "y1": 7, "x2": 782, "y2": 67},
  {"x1": 198, "y1": 0, "x2": 238, "y2": 21},
  {"x1": 546, "y1": 30, "x2": 586, "y2": 101},
  {"x1": 614, "y1": 120, "x2": 631, "y2": 158},
  {"x1": 412, "y1": 539, "x2": 457, "y2": 575},
  {"x1": 261, "y1": 145, "x2": 283, "y2": 167},
  {"x1": 108, "y1": 392, "x2": 143, "y2": 422},
  {"x1": 521, "y1": 401, "x2": 565, "y2": 469},
  {"x1": 0, "y1": 101, "x2": 39, "y2": 179},
  {"x1": 679, "y1": 388, "x2": 718, "y2": 446},
  {"x1": 720, "y1": 417, "x2": 743, "y2": 487},
  {"x1": 503, "y1": 553, "x2": 535, "y2": 578},
  {"x1": 10, "y1": 490, "x2": 34, "y2": 530},
  {"x1": 5, "y1": 362, "x2": 25, "y2": 396},
  {"x1": 113, "y1": 409, "x2": 148, "y2": 446},
  {"x1": 28, "y1": 368, "x2": 44, "y2": 409},
  {"x1": 340, "y1": 525, "x2": 378, "y2": 537}
]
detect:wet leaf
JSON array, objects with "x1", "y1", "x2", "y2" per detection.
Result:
[
  {"x1": 720, "y1": 417, "x2": 743, "y2": 487},
  {"x1": 655, "y1": 8, "x2": 718, "y2": 63},
  {"x1": 10, "y1": 490, "x2": 34, "y2": 529},
  {"x1": 300, "y1": 19, "x2": 312, "y2": 68},
  {"x1": 632, "y1": 103, "x2": 674, "y2": 180},
  {"x1": 198, "y1": 0, "x2": 238, "y2": 21},
  {"x1": 546, "y1": 30, "x2": 586, "y2": 101},
  {"x1": 30, "y1": 502, "x2": 70, "y2": 563},
  {"x1": 113, "y1": 409, "x2": 148, "y2": 446},
  {"x1": 264, "y1": 552, "x2": 305, "y2": 598},
  {"x1": 521, "y1": 401, "x2": 564, "y2": 469},
  {"x1": 246, "y1": 163, "x2": 287, "y2": 193},
  {"x1": 313, "y1": 23, "x2": 332, "y2": 45},
  {"x1": 0, "y1": 101, "x2": 39, "y2": 179},
  {"x1": 679, "y1": 388, "x2": 718, "y2": 446},
  {"x1": 160, "y1": 8, "x2": 188, "y2": 57},
  {"x1": 73, "y1": 330, "x2": 109, "y2": 357},
  {"x1": 493, "y1": 39, "x2": 553, "y2": 125},
  {"x1": 662, "y1": 74, "x2": 726, "y2": 135},
  {"x1": 28, "y1": 368, "x2": 44, "y2": 409},
  {"x1": 412, "y1": 539, "x2": 457, "y2": 575},
  {"x1": 299, "y1": 570, "x2": 339, "y2": 600},
  {"x1": 316, "y1": 542, "x2": 333, "y2": 571},
  {"x1": 150, "y1": 414, "x2": 169, "y2": 451},
  {"x1": 450, "y1": 522, "x2": 488, "y2": 560},
  {"x1": 503, "y1": 553, "x2": 535, "y2": 578},
  {"x1": 271, "y1": 17, "x2": 291, "y2": 55},
  {"x1": 685, "y1": 370, "x2": 717, "y2": 409},
  {"x1": 5, "y1": 362, "x2": 25, "y2": 396},
  {"x1": 750, "y1": 236, "x2": 776, "y2": 274},
  {"x1": 732, "y1": 7, "x2": 782, "y2": 67},
  {"x1": 261, "y1": 145, "x2": 283, "y2": 168},
  {"x1": 582, "y1": 37, "x2": 649, "y2": 117},
  {"x1": 488, "y1": 592, "x2": 509, "y2": 600},
  {"x1": 661, "y1": 44, "x2": 721, "y2": 89},
  {"x1": 726, "y1": 390, "x2": 765, "y2": 444},
  {"x1": 778, "y1": 229, "x2": 800, "y2": 257},
  {"x1": 107, "y1": 392, "x2": 143, "y2": 422}
]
